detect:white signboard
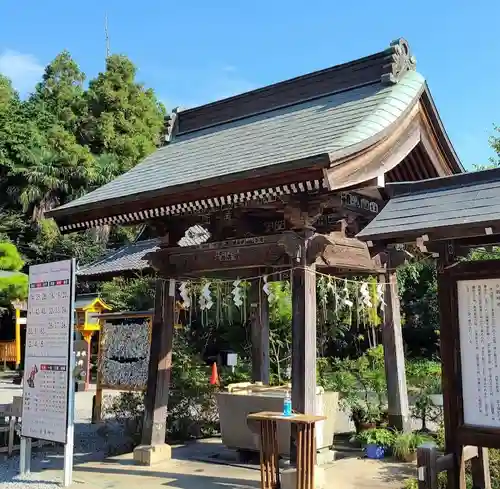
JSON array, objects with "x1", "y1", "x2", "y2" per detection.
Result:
[
  {"x1": 458, "y1": 279, "x2": 500, "y2": 428},
  {"x1": 21, "y1": 260, "x2": 74, "y2": 443}
]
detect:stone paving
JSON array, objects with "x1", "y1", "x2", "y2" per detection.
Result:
[
  {"x1": 0, "y1": 375, "x2": 416, "y2": 488},
  {"x1": 31, "y1": 451, "x2": 416, "y2": 489},
  {"x1": 22, "y1": 447, "x2": 415, "y2": 489}
]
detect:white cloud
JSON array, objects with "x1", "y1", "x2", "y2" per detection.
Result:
[{"x1": 0, "y1": 49, "x2": 44, "y2": 96}]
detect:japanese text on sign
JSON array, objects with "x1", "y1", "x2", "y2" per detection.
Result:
[
  {"x1": 21, "y1": 260, "x2": 73, "y2": 444},
  {"x1": 458, "y1": 279, "x2": 500, "y2": 428}
]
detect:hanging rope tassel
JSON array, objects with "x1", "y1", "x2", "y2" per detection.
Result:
[
  {"x1": 179, "y1": 281, "x2": 191, "y2": 309},
  {"x1": 263, "y1": 275, "x2": 273, "y2": 303},
  {"x1": 376, "y1": 282, "x2": 386, "y2": 312},
  {"x1": 343, "y1": 278, "x2": 353, "y2": 308}
]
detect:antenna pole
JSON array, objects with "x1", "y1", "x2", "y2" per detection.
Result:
[{"x1": 105, "y1": 13, "x2": 110, "y2": 59}]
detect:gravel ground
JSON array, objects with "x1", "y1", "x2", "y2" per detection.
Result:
[{"x1": 0, "y1": 379, "x2": 123, "y2": 488}]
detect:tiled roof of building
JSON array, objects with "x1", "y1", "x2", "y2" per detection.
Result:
[
  {"x1": 77, "y1": 225, "x2": 210, "y2": 278},
  {"x1": 357, "y1": 168, "x2": 500, "y2": 243}
]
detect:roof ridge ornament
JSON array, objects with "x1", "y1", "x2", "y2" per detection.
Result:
[
  {"x1": 159, "y1": 107, "x2": 182, "y2": 146},
  {"x1": 381, "y1": 38, "x2": 417, "y2": 85}
]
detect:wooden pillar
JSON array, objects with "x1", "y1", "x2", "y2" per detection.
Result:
[
  {"x1": 290, "y1": 229, "x2": 317, "y2": 415},
  {"x1": 379, "y1": 265, "x2": 410, "y2": 432},
  {"x1": 82, "y1": 331, "x2": 93, "y2": 391},
  {"x1": 288, "y1": 228, "x2": 317, "y2": 466},
  {"x1": 437, "y1": 243, "x2": 465, "y2": 489},
  {"x1": 471, "y1": 448, "x2": 491, "y2": 489},
  {"x1": 249, "y1": 278, "x2": 270, "y2": 384},
  {"x1": 140, "y1": 278, "x2": 175, "y2": 454},
  {"x1": 15, "y1": 308, "x2": 21, "y2": 369}
]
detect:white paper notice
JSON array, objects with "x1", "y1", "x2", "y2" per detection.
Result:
[
  {"x1": 458, "y1": 279, "x2": 500, "y2": 428},
  {"x1": 21, "y1": 260, "x2": 73, "y2": 443}
]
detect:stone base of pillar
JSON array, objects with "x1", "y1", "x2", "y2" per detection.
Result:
[
  {"x1": 281, "y1": 466, "x2": 326, "y2": 489},
  {"x1": 388, "y1": 413, "x2": 412, "y2": 433},
  {"x1": 133, "y1": 444, "x2": 172, "y2": 466},
  {"x1": 316, "y1": 447, "x2": 336, "y2": 465}
]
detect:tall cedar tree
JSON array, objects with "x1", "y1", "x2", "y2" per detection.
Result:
[{"x1": 79, "y1": 54, "x2": 166, "y2": 177}]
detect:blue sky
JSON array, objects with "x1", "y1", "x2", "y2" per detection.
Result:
[{"x1": 0, "y1": 1, "x2": 499, "y2": 169}]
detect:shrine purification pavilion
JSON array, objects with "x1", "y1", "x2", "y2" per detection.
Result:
[{"x1": 48, "y1": 38, "x2": 463, "y2": 466}]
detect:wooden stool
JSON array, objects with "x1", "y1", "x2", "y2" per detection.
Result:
[{"x1": 248, "y1": 411, "x2": 326, "y2": 489}]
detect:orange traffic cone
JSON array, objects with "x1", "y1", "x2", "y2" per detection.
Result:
[{"x1": 210, "y1": 362, "x2": 219, "y2": 385}]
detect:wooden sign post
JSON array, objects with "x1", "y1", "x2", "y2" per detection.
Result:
[{"x1": 438, "y1": 258, "x2": 500, "y2": 489}]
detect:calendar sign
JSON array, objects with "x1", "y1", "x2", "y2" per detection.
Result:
[{"x1": 21, "y1": 260, "x2": 75, "y2": 444}]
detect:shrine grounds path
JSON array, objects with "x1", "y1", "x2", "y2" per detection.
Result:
[{"x1": 0, "y1": 377, "x2": 415, "y2": 489}]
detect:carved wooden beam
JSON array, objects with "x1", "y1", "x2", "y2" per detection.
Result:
[
  {"x1": 278, "y1": 221, "x2": 384, "y2": 273},
  {"x1": 146, "y1": 235, "x2": 289, "y2": 276},
  {"x1": 283, "y1": 194, "x2": 344, "y2": 229}
]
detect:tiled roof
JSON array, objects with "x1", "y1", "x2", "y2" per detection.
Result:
[
  {"x1": 74, "y1": 293, "x2": 99, "y2": 309},
  {"x1": 357, "y1": 168, "x2": 500, "y2": 243},
  {"x1": 77, "y1": 226, "x2": 210, "y2": 278},
  {"x1": 53, "y1": 71, "x2": 425, "y2": 213},
  {"x1": 76, "y1": 239, "x2": 160, "y2": 278}
]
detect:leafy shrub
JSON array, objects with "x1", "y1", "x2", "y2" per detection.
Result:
[
  {"x1": 355, "y1": 428, "x2": 394, "y2": 448},
  {"x1": 100, "y1": 392, "x2": 144, "y2": 454},
  {"x1": 406, "y1": 360, "x2": 442, "y2": 430},
  {"x1": 327, "y1": 346, "x2": 387, "y2": 429},
  {"x1": 168, "y1": 342, "x2": 220, "y2": 441},
  {"x1": 393, "y1": 432, "x2": 432, "y2": 461}
]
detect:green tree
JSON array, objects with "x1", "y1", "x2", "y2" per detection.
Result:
[
  {"x1": 0, "y1": 51, "x2": 163, "y2": 275},
  {"x1": 0, "y1": 242, "x2": 28, "y2": 306},
  {"x1": 0, "y1": 75, "x2": 44, "y2": 189},
  {"x1": 26, "y1": 51, "x2": 86, "y2": 134},
  {"x1": 25, "y1": 219, "x2": 106, "y2": 266},
  {"x1": 488, "y1": 126, "x2": 500, "y2": 169},
  {"x1": 99, "y1": 275, "x2": 156, "y2": 311},
  {"x1": 3, "y1": 54, "x2": 95, "y2": 220},
  {"x1": 80, "y1": 54, "x2": 166, "y2": 177},
  {"x1": 6, "y1": 130, "x2": 94, "y2": 220}
]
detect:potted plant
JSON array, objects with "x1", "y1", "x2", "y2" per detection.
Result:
[
  {"x1": 377, "y1": 408, "x2": 389, "y2": 428},
  {"x1": 392, "y1": 432, "x2": 433, "y2": 462},
  {"x1": 355, "y1": 428, "x2": 395, "y2": 459},
  {"x1": 351, "y1": 404, "x2": 369, "y2": 433},
  {"x1": 350, "y1": 402, "x2": 382, "y2": 432}
]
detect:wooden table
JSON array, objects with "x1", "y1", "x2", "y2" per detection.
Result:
[{"x1": 247, "y1": 411, "x2": 326, "y2": 489}]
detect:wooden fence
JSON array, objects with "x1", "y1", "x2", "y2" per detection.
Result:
[
  {"x1": 0, "y1": 341, "x2": 16, "y2": 364},
  {"x1": 417, "y1": 444, "x2": 491, "y2": 489},
  {"x1": 0, "y1": 397, "x2": 52, "y2": 456}
]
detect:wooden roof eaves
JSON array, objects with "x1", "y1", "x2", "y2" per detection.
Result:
[
  {"x1": 325, "y1": 83, "x2": 425, "y2": 165},
  {"x1": 356, "y1": 169, "x2": 500, "y2": 246},
  {"x1": 420, "y1": 85, "x2": 464, "y2": 174},
  {"x1": 358, "y1": 221, "x2": 500, "y2": 248},
  {"x1": 80, "y1": 297, "x2": 112, "y2": 311},
  {"x1": 387, "y1": 167, "x2": 500, "y2": 199},
  {"x1": 48, "y1": 154, "x2": 330, "y2": 225},
  {"x1": 323, "y1": 101, "x2": 422, "y2": 191},
  {"x1": 322, "y1": 92, "x2": 463, "y2": 192}
]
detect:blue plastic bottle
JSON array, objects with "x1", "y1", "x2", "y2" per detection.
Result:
[{"x1": 283, "y1": 389, "x2": 292, "y2": 416}]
